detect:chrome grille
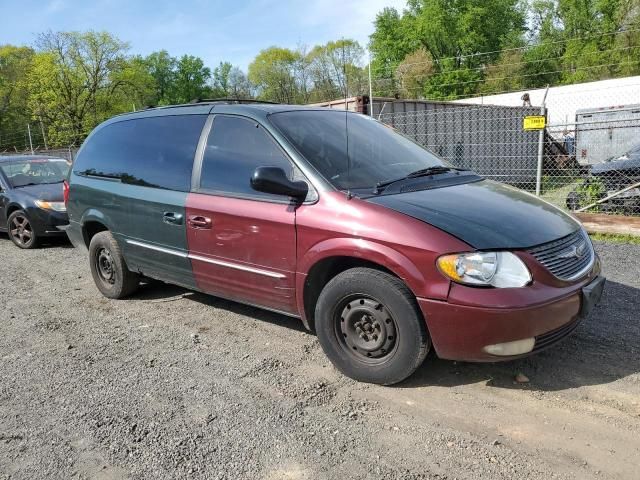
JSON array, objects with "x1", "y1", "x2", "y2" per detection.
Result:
[{"x1": 527, "y1": 229, "x2": 594, "y2": 281}]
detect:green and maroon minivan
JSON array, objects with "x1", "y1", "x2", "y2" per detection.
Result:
[{"x1": 65, "y1": 101, "x2": 605, "y2": 385}]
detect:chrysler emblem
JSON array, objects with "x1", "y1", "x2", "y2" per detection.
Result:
[{"x1": 558, "y1": 241, "x2": 588, "y2": 260}]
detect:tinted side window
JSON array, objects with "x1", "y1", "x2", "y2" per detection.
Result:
[
  {"x1": 199, "y1": 116, "x2": 292, "y2": 198},
  {"x1": 75, "y1": 115, "x2": 207, "y2": 191}
]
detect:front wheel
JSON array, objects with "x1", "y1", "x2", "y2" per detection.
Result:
[
  {"x1": 315, "y1": 268, "x2": 430, "y2": 385},
  {"x1": 89, "y1": 231, "x2": 140, "y2": 299},
  {"x1": 8, "y1": 210, "x2": 38, "y2": 249}
]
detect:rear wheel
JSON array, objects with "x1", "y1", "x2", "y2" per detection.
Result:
[
  {"x1": 8, "y1": 210, "x2": 38, "y2": 249},
  {"x1": 315, "y1": 268, "x2": 430, "y2": 385},
  {"x1": 89, "y1": 231, "x2": 140, "y2": 299}
]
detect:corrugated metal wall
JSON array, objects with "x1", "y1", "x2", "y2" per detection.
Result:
[{"x1": 371, "y1": 99, "x2": 541, "y2": 184}]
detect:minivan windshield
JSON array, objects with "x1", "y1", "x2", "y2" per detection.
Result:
[
  {"x1": 0, "y1": 159, "x2": 70, "y2": 188},
  {"x1": 269, "y1": 110, "x2": 448, "y2": 191}
]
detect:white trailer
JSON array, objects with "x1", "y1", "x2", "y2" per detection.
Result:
[{"x1": 575, "y1": 104, "x2": 640, "y2": 165}]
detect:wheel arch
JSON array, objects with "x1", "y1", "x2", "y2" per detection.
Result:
[
  {"x1": 6, "y1": 202, "x2": 26, "y2": 218},
  {"x1": 297, "y1": 238, "x2": 427, "y2": 331},
  {"x1": 79, "y1": 209, "x2": 112, "y2": 248}
]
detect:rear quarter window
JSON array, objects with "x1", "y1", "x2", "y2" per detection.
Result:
[{"x1": 74, "y1": 115, "x2": 207, "y2": 191}]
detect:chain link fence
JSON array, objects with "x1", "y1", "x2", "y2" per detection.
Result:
[
  {"x1": 0, "y1": 147, "x2": 77, "y2": 162},
  {"x1": 375, "y1": 79, "x2": 640, "y2": 218}
]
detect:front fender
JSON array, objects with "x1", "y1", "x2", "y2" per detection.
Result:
[
  {"x1": 298, "y1": 237, "x2": 428, "y2": 295},
  {"x1": 295, "y1": 237, "x2": 452, "y2": 329}
]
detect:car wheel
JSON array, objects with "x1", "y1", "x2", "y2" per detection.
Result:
[
  {"x1": 566, "y1": 191, "x2": 583, "y2": 211},
  {"x1": 7, "y1": 210, "x2": 39, "y2": 249},
  {"x1": 89, "y1": 231, "x2": 140, "y2": 299},
  {"x1": 315, "y1": 267, "x2": 430, "y2": 385}
]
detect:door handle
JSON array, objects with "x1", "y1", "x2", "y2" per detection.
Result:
[
  {"x1": 188, "y1": 215, "x2": 212, "y2": 229},
  {"x1": 163, "y1": 212, "x2": 184, "y2": 225}
]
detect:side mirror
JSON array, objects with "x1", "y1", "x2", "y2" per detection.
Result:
[{"x1": 251, "y1": 167, "x2": 308, "y2": 200}]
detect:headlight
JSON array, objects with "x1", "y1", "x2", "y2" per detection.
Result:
[
  {"x1": 34, "y1": 200, "x2": 66, "y2": 212},
  {"x1": 437, "y1": 251, "x2": 531, "y2": 288}
]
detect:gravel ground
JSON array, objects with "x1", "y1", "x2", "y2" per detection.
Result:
[{"x1": 0, "y1": 235, "x2": 639, "y2": 480}]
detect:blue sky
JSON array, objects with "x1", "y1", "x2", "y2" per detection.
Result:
[{"x1": 0, "y1": 0, "x2": 406, "y2": 69}]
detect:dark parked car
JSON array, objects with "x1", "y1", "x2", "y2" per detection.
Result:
[
  {"x1": 65, "y1": 102, "x2": 605, "y2": 385},
  {"x1": 567, "y1": 144, "x2": 640, "y2": 213},
  {"x1": 0, "y1": 155, "x2": 70, "y2": 249}
]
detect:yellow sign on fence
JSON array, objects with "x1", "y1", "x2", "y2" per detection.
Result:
[{"x1": 523, "y1": 115, "x2": 546, "y2": 130}]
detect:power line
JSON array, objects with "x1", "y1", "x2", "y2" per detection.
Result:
[
  {"x1": 387, "y1": 27, "x2": 640, "y2": 69},
  {"x1": 395, "y1": 44, "x2": 640, "y2": 79},
  {"x1": 374, "y1": 59, "x2": 640, "y2": 90}
]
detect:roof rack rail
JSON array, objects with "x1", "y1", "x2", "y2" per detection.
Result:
[{"x1": 188, "y1": 98, "x2": 280, "y2": 105}]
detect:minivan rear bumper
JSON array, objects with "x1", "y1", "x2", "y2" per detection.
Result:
[
  {"x1": 65, "y1": 220, "x2": 86, "y2": 250},
  {"x1": 417, "y1": 276, "x2": 605, "y2": 362}
]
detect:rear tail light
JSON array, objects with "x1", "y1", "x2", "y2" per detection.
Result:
[{"x1": 63, "y1": 180, "x2": 70, "y2": 206}]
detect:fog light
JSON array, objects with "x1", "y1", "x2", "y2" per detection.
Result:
[{"x1": 483, "y1": 338, "x2": 535, "y2": 356}]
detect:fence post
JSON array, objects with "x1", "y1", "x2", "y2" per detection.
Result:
[
  {"x1": 27, "y1": 124, "x2": 34, "y2": 155},
  {"x1": 535, "y1": 86, "x2": 550, "y2": 196},
  {"x1": 39, "y1": 118, "x2": 48, "y2": 150}
]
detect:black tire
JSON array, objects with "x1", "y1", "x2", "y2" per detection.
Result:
[
  {"x1": 7, "y1": 210, "x2": 39, "y2": 249},
  {"x1": 315, "y1": 268, "x2": 430, "y2": 385},
  {"x1": 566, "y1": 191, "x2": 582, "y2": 211},
  {"x1": 89, "y1": 231, "x2": 140, "y2": 299}
]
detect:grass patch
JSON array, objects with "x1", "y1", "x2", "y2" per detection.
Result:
[
  {"x1": 540, "y1": 179, "x2": 580, "y2": 209},
  {"x1": 589, "y1": 232, "x2": 640, "y2": 245}
]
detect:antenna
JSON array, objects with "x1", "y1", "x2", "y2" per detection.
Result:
[{"x1": 342, "y1": 40, "x2": 352, "y2": 200}]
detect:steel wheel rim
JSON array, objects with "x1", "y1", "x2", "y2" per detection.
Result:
[
  {"x1": 96, "y1": 247, "x2": 116, "y2": 285},
  {"x1": 10, "y1": 215, "x2": 33, "y2": 247},
  {"x1": 335, "y1": 295, "x2": 398, "y2": 363}
]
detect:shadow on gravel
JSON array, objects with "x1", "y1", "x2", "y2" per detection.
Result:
[
  {"x1": 132, "y1": 279, "x2": 309, "y2": 334},
  {"x1": 401, "y1": 280, "x2": 640, "y2": 392},
  {"x1": 122, "y1": 275, "x2": 640, "y2": 391},
  {"x1": 0, "y1": 232, "x2": 73, "y2": 248}
]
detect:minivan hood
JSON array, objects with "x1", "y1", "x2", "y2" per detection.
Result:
[
  {"x1": 15, "y1": 182, "x2": 64, "y2": 202},
  {"x1": 366, "y1": 180, "x2": 580, "y2": 249}
]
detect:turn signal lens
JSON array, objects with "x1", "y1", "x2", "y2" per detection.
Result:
[
  {"x1": 34, "y1": 200, "x2": 67, "y2": 212},
  {"x1": 437, "y1": 251, "x2": 531, "y2": 288}
]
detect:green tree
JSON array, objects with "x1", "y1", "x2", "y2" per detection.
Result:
[
  {"x1": 370, "y1": 0, "x2": 526, "y2": 98},
  {"x1": 0, "y1": 45, "x2": 34, "y2": 149},
  {"x1": 227, "y1": 66, "x2": 253, "y2": 98},
  {"x1": 395, "y1": 47, "x2": 434, "y2": 98},
  {"x1": 307, "y1": 39, "x2": 366, "y2": 102},
  {"x1": 27, "y1": 31, "x2": 135, "y2": 145},
  {"x1": 248, "y1": 47, "x2": 304, "y2": 103},
  {"x1": 369, "y1": 7, "x2": 419, "y2": 95},
  {"x1": 145, "y1": 50, "x2": 177, "y2": 105},
  {"x1": 169, "y1": 55, "x2": 211, "y2": 103},
  {"x1": 212, "y1": 61, "x2": 233, "y2": 97}
]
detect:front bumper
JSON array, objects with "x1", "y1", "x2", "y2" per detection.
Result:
[
  {"x1": 418, "y1": 274, "x2": 605, "y2": 362},
  {"x1": 27, "y1": 207, "x2": 69, "y2": 237}
]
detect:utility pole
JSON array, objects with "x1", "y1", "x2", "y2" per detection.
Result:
[
  {"x1": 39, "y1": 117, "x2": 48, "y2": 150},
  {"x1": 342, "y1": 40, "x2": 348, "y2": 111},
  {"x1": 368, "y1": 50, "x2": 374, "y2": 117},
  {"x1": 27, "y1": 124, "x2": 34, "y2": 154}
]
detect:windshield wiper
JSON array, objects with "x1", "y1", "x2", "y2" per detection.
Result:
[
  {"x1": 14, "y1": 180, "x2": 63, "y2": 188},
  {"x1": 373, "y1": 166, "x2": 468, "y2": 194},
  {"x1": 14, "y1": 182, "x2": 40, "y2": 188}
]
